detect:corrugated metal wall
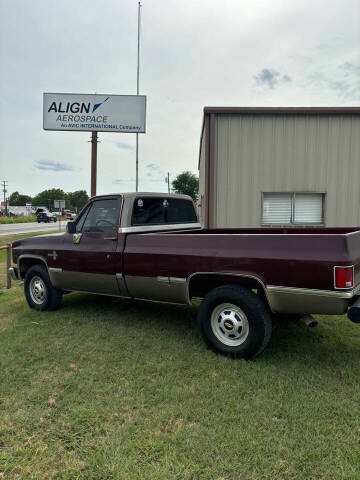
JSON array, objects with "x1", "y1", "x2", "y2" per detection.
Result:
[{"x1": 213, "y1": 114, "x2": 360, "y2": 227}]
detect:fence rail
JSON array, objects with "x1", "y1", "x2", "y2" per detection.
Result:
[{"x1": 0, "y1": 244, "x2": 11, "y2": 289}]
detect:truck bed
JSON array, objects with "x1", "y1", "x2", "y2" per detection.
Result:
[{"x1": 124, "y1": 227, "x2": 360, "y2": 292}]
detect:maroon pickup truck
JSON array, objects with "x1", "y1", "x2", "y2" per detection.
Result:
[{"x1": 9, "y1": 192, "x2": 360, "y2": 359}]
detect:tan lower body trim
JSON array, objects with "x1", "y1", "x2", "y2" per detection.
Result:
[
  {"x1": 267, "y1": 286, "x2": 351, "y2": 315},
  {"x1": 49, "y1": 270, "x2": 121, "y2": 296},
  {"x1": 125, "y1": 275, "x2": 188, "y2": 304}
]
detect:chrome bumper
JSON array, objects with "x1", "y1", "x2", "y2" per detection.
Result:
[{"x1": 9, "y1": 266, "x2": 20, "y2": 281}]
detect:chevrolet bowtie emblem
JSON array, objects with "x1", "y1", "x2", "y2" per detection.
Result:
[{"x1": 48, "y1": 250, "x2": 58, "y2": 261}]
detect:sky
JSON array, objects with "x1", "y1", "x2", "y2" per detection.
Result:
[{"x1": 0, "y1": 0, "x2": 359, "y2": 198}]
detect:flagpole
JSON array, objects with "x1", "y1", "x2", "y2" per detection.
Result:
[{"x1": 135, "y1": 2, "x2": 142, "y2": 192}]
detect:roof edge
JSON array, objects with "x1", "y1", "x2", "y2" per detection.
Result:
[{"x1": 203, "y1": 106, "x2": 360, "y2": 115}]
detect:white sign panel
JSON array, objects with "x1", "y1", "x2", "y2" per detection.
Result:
[
  {"x1": 43, "y1": 93, "x2": 146, "y2": 133},
  {"x1": 54, "y1": 200, "x2": 66, "y2": 209}
]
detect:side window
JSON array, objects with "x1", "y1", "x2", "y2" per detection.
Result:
[
  {"x1": 75, "y1": 205, "x2": 91, "y2": 232},
  {"x1": 131, "y1": 197, "x2": 197, "y2": 226},
  {"x1": 80, "y1": 199, "x2": 120, "y2": 233}
]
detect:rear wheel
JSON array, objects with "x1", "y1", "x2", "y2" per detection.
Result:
[
  {"x1": 24, "y1": 264, "x2": 62, "y2": 311},
  {"x1": 197, "y1": 285, "x2": 272, "y2": 359}
]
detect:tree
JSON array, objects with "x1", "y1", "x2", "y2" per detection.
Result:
[
  {"x1": 8, "y1": 191, "x2": 32, "y2": 206},
  {"x1": 65, "y1": 190, "x2": 89, "y2": 212},
  {"x1": 171, "y1": 171, "x2": 199, "y2": 200},
  {"x1": 32, "y1": 189, "x2": 65, "y2": 210}
]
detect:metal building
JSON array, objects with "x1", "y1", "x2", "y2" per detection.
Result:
[{"x1": 198, "y1": 107, "x2": 360, "y2": 228}]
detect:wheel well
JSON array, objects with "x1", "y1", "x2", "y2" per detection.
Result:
[
  {"x1": 19, "y1": 257, "x2": 47, "y2": 279},
  {"x1": 188, "y1": 274, "x2": 269, "y2": 306}
]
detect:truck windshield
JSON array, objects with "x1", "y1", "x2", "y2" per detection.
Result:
[{"x1": 131, "y1": 197, "x2": 197, "y2": 226}]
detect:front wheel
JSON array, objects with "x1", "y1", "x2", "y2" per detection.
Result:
[
  {"x1": 24, "y1": 264, "x2": 62, "y2": 311},
  {"x1": 197, "y1": 285, "x2": 272, "y2": 359}
]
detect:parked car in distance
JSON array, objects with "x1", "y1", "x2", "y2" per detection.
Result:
[
  {"x1": 35, "y1": 207, "x2": 57, "y2": 223},
  {"x1": 10, "y1": 192, "x2": 360, "y2": 359},
  {"x1": 63, "y1": 210, "x2": 76, "y2": 220}
]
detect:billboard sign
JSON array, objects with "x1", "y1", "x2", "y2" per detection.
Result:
[
  {"x1": 54, "y1": 200, "x2": 66, "y2": 209},
  {"x1": 43, "y1": 93, "x2": 146, "y2": 133},
  {"x1": 26, "y1": 203, "x2": 32, "y2": 215}
]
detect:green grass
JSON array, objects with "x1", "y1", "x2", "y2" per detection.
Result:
[
  {"x1": 0, "y1": 216, "x2": 37, "y2": 224},
  {"x1": 0, "y1": 286, "x2": 359, "y2": 479}
]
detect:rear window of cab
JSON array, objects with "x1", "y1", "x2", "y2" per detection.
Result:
[{"x1": 131, "y1": 197, "x2": 197, "y2": 226}]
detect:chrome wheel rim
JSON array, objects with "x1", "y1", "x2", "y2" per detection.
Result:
[
  {"x1": 210, "y1": 303, "x2": 249, "y2": 346},
  {"x1": 29, "y1": 276, "x2": 47, "y2": 305}
]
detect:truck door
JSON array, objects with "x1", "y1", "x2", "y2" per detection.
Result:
[
  {"x1": 53, "y1": 197, "x2": 127, "y2": 296},
  {"x1": 123, "y1": 196, "x2": 198, "y2": 303}
]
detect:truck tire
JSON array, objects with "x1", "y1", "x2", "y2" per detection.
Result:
[
  {"x1": 197, "y1": 285, "x2": 272, "y2": 359},
  {"x1": 24, "y1": 264, "x2": 62, "y2": 311}
]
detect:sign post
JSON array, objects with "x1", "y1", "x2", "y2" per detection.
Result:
[
  {"x1": 91, "y1": 132, "x2": 98, "y2": 197},
  {"x1": 54, "y1": 199, "x2": 66, "y2": 232}
]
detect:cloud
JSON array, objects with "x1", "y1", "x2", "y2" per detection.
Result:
[
  {"x1": 339, "y1": 62, "x2": 360, "y2": 76},
  {"x1": 145, "y1": 163, "x2": 163, "y2": 178},
  {"x1": 146, "y1": 163, "x2": 161, "y2": 171},
  {"x1": 308, "y1": 63, "x2": 360, "y2": 100},
  {"x1": 114, "y1": 141, "x2": 135, "y2": 151},
  {"x1": 34, "y1": 160, "x2": 74, "y2": 171},
  {"x1": 112, "y1": 178, "x2": 135, "y2": 184},
  {"x1": 253, "y1": 68, "x2": 292, "y2": 89},
  {"x1": 328, "y1": 80, "x2": 360, "y2": 100}
]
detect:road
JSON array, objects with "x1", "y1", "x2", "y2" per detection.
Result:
[{"x1": 0, "y1": 221, "x2": 68, "y2": 236}]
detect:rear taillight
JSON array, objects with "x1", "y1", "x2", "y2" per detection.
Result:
[{"x1": 334, "y1": 266, "x2": 354, "y2": 289}]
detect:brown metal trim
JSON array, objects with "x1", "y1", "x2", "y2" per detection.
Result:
[
  {"x1": 202, "y1": 113, "x2": 216, "y2": 228},
  {"x1": 203, "y1": 106, "x2": 360, "y2": 115},
  {"x1": 204, "y1": 115, "x2": 210, "y2": 228},
  {"x1": 208, "y1": 114, "x2": 215, "y2": 228},
  {"x1": 198, "y1": 116, "x2": 206, "y2": 170}
]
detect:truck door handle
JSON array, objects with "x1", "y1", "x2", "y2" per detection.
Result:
[{"x1": 104, "y1": 236, "x2": 117, "y2": 241}]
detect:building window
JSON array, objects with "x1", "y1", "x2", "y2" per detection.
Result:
[{"x1": 262, "y1": 193, "x2": 324, "y2": 225}]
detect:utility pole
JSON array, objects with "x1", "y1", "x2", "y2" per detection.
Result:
[
  {"x1": 165, "y1": 172, "x2": 170, "y2": 194},
  {"x1": 1, "y1": 180, "x2": 8, "y2": 215},
  {"x1": 90, "y1": 131, "x2": 98, "y2": 197},
  {"x1": 135, "y1": 1, "x2": 142, "y2": 192}
]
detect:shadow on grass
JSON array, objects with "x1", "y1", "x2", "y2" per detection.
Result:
[
  {"x1": 60, "y1": 291, "x2": 199, "y2": 341},
  {"x1": 57, "y1": 292, "x2": 360, "y2": 369}
]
